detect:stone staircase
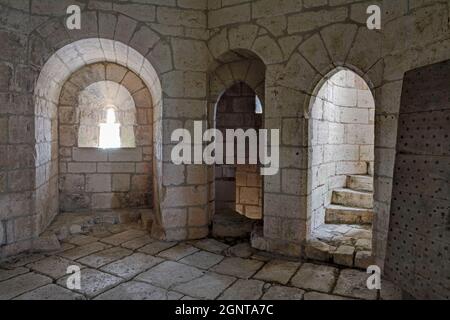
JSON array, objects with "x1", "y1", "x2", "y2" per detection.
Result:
[
  {"x1": 304, "y1": 175, "x2": 375, "y2": 269},
  {"x1": 325, "y1": 175, "x2": 373, "y2": 225}
]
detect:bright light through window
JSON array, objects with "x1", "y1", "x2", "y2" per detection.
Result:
[
  {"x1": 99, "y1": 107, "x2": 121, "y2": 149},
  {"x1": 255, "y1": 96, "x2": 263, "y2": 114}
]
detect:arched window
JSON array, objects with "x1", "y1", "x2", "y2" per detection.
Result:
[
  {"x1": 99, "y1": 107, "x2": 121, "y2": 149},
  {"x1": 77, "y1": 81, "x2": 136, "y2": 148},
  {"x1": 255, "y1": 96, "x2": 263, "y2": 114}
]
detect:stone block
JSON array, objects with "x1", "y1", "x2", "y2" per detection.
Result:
[
  {"x1": 112, "y1": 174, "x2": 130, "y2": 192},
  {"x1": 354, "y1": 250, "x2": 374, "y2": 269},
  {"x1": 73, "y1": 148, "x2": 107, "y2": 162},
  {"x1": 97, "y1": 162, "x2": 135, "y2": 173},
  {"x1": 288, "y1": 8, "x2": 348, "y2": 34},
  {"x1": 68, "y1": 162, "x2": 96, "y2": 173},
  {"x1": 208, "y1": 4, "x2": 251, "y2": 28},
  {"x1": 108, "y1": 149, "x2": 142, "y2": 162},
  {"x1": 8, "y1": 115, "x2": 33, "y2": 144},
  {"x1": 91, "y1": 193, "x2": 120, "y2": 209},
  {"x1": 172, "y1": 39, "x2": 208, "y2": 71},
  {"x1": 163, "y1": 186, "x2": 207, "y2": 207},
  {"x1": 253, "y1": 0, "x2": 302, "y2": 19},
  {"x1": 304, "y1": 239, "x2": 335, "y2": 262},
  {"x1": 7, "y1": 169, "x2": 33, "y2": 192},
  {"x1": 0, "y1": 117, "x2": 8, "y2": 143},
  {"x1": 86, "y1": 174, "x2": 111, "y2": 192},
  {"x1": 157, "y1": 7, "x2": 206, "y2": 28},
  {"x1": 131, "y1": 174, "x2": 151, "y2": 191},
  {"x1": 333, "y1": 245, "x2": 355, "y2": 267}
]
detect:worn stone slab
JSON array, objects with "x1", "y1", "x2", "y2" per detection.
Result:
[
  {"x1": 290, "y1": 263, "x2": 338, "y2": 293},
  {"x1": 157, "y1": 243, "x2": 199, "y2": 261},
  {"x1": 64, "y1": 235, "x2": 99, "y2": 246},
  {"x1": 101, "y1": 229, "x2": 147, "y2": 246},
  {"x1": 191, "y1": 238, "x2": 229, "y2": 254},
  {"x1": 304, "y1": 291, "x2": 354, "y2": 300},
  {"x1": 333, "y1": 269, "x2": 377, "y2": 300},
  {"x1": 50, "y1": 242, "x2": 76, "y2": 254},
  {"x1": 138, "y1": 241, "x2": 177, "y2": 255},
  {"x1": 304, "y1": 240, "x2": 334, "y2": 262},
  {"x1": 121, "y1": 235, "x2": 154, "y2": 250},
  {"x1": 95, "y1": 281, "x2": 182, "y2": 300},
  {"x1": 14, "y1": 284, "x2": 85, "y2": 300},
  {"x1": 135, "y1": 261, "x2": 204, "y2": 289},
  {"x1": 57, "y1": 268, "x2": 123, "y2": 298},
  {"x1": 261, "y1": 285, "x2": 305, "y2": 300},
  {"x1": 1, "y1": 253, "x2": 45, "y2": 268},
  {"x1": 77, "y1": 247, "x2": 132, "y2": 268},
  {"x1": 253, "y1": 259, "x2": 300, "y2": 285},
  {"x1": 173, "y1": 272, "x2": 236, "y2": 300},
  {"x1": 58, "y1": 242, "x2": 111, "y2": 260},
  {"x1": 211, "y1": 257, "x2": 264, "y2": 279},
  {"x1": 224, "y1": 242, "x2": 254, "y2": 258},
  {"x1": 179, "y1": 250, "x2": 224, "y2": 270},
  {"x1": 181, "y1": 295, "x2": 199, "y2": 300},
  {"x1": 219, "y1": 279, "x2": 264, "y2": 300},
  {"x1": 101, "y1": 253, "x2": 163, "y2": 279},
  {"x1": 0, "y1": 272, "x2": 52, "y2": 300},
  {"x1": 27, "y1": 256, "x2": 81, "y2": 279},
  {"x1": 0, "y1": 267, "x2": 29, "y2": 282}
]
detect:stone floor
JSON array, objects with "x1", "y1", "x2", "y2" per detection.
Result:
[{"x1": 0, "y1": 219, "x2": 400, "y2": 300}]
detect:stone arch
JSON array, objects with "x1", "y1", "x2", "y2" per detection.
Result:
[
  {"x1": 33, "y1": 38, "x2": 163, "y2": 235},
  {"x1": 207, "y1": 49, "x2": 267, "y2": 234},
  {"x1": 208, "y1": 26, "x2": 283, "y2": 67}
]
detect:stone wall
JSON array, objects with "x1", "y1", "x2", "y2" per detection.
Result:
[
  {"x1": 309, "y1": 69, "x2": 374, "y2": 230},
  {"x1": 0, "y1": 0, "x2": 449, "y2": 279}
]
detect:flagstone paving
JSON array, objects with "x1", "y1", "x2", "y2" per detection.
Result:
[{"x1": 0, "y1": 222, "x2": 401, "y2": 300}]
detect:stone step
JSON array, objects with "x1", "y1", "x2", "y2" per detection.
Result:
[
  {"x1": 346, "y1": 175, "x2": 373, "y2": 192},
  {"x1": 331, "y1": 188, "x2": 373, "y2": 209},
  {"x1": 325, "y1": 204, "x2": 373, "y2": 225}
]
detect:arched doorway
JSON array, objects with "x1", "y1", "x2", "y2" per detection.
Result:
[
  {"x1": 207, "y1": 50, "x2": 266, "y2": 240},
  {"x1": 306, "y1": 68, "x2": 375, "y2": 267}
]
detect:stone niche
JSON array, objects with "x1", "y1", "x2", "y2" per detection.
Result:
[
  {"x1": 385, "y1": 60, "x2": 450, "y2": 300},
  {"x1": 58, "y1": 63, "x2": 153, "y2": 212}
]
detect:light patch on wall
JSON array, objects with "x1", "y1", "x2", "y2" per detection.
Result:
[{"x1": 99, "y1": 107, "x2": 121, "y2": 149}]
